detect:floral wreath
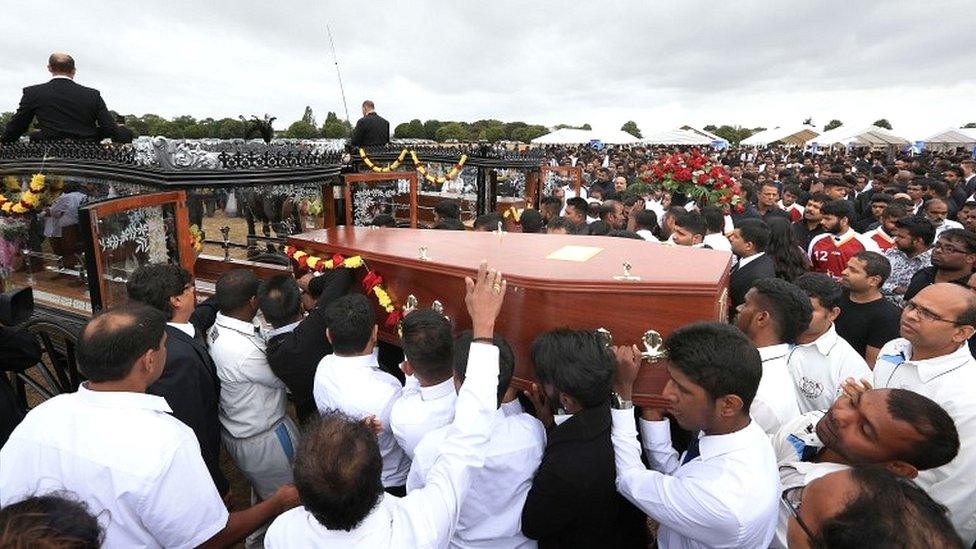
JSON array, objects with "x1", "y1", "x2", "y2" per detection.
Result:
[
  {"x1": 0, "y1": 174, "x2": 46, "y2": 215},
  {"x1": 641, "y1": 149, "x2": 745, "y2": 214},
  {"x1": 189, "y1": 224, "x2": 205, "y2": 254},
  {"x1": 359, "y1": 148, "x2": 468, "y2": 185},
  {"x1": 284, "y1": 245, "x2": 401, "y2": 327}
]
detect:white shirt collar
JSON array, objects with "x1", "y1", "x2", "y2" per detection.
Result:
[
  {"x1": 419, "y1": 377, "x2": 456, "y2": 402},
  {"x1": 758, "y1": 343, "x2": 790, "y2": 362},
  {"x1": 266, "y1": 319, "x2": 302, "y2": 339},
  {"x1": 77, "y1": 383, "x2": 172, "y2": 414},
  {"x1": 330, "y1": 352, "x2": 379, "y2": 370},
  {"x1": 736, "y1": 251, "x2": 765, "y2": 268},
  {"x1": 50, "y1": 75, "x2": 73, "y2": 80},
  {"x1": 698, "y1": 420, "x2": 763, "y2": 461},
  {"x1": 883, "y1": 339, "x2": 974, "y2": 383},
  {"x1": 166, "y1": 321, "x2": 195, "y2": 338},
  {"x1": 214, "y1": 312, "x2": 260, "y2": 336},
  {"x1": 796, "y1": 323, "x2": 839, "y2": 356}
]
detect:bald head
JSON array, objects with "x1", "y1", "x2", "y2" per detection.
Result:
[
  {"x1": 47, "y1": 53, "x2": 75, "y2": 76},
  {"x1": 928, "y1": 283, "x2": 976, "y2": 325}
]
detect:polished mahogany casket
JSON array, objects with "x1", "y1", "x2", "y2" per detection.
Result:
[{"x1": 287, "y1": 227, "x2": 732, "y2": 407}]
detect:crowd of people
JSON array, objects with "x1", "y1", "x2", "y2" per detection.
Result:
[
  {"x1": 1, "y1": 143, "x2": 975, "y2": 549},
  {"x1": 2, "y1": 51, "x2": 976, "y2": 549}
]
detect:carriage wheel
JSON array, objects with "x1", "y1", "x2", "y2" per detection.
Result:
[{"x1": 11, "y1": 320, "x2": 82, "y2": 409}]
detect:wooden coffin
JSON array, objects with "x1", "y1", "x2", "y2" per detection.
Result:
[{"x1": 287, "y1": 227, "x2": 732, "y2": 407}]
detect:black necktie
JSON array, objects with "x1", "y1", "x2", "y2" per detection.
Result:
[{"x1": 681, "y1": 435, "x2": 701, "y2": 465}]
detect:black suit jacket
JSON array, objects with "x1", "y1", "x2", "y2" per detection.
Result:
[
  {"x1": 265, "y1": 270, "x2": 353, "y2": 423},
  {"x1": 0, "y1": 326, "x2": 42, "y2": 447},
  {"x1": 521, "y1": 404, "x2": 647, "y2": 549},
  {"x1": 2, "y1": 78, "x2": 118, "y2": 143},
  {"x1": 350, "y1": 112, "x2": 390, "y2": 147},
  {"x1": 148, "y1": 325, "x2": 228, "y2": 495},
  {"x1": 729, "y1": 253, "x2": 777, "y2": 313}
]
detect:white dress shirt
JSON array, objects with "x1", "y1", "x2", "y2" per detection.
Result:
[
  {"x1": 703, "y1": 232, "x2": 732, "y2": 252},
  {"x1": 266, "y1": 343, "x2": 500, "y2": 549},
  {"x1": 0, "y1": 385, "x2": 228, "y2": 549},
  {"x1": 933, "y1": 218, "x2": 964, "y2": 239},
  {"x1": 752, "y1": 344, "x2": 802, "y2": 435},
  {"x1": 768, "y1": 411, "x2": 850, "y2": 548},
  {"x1": 787, "y1": 324, "x2": 871, "y2": 413},
  {"x1": 611, "y1": 410, "x2": 780, "y2": 548},
  {"x1": 735, "y1": 251, "x2": 765, "y2": 270},
  {"x1": 407, "y1": 409, "x2": 546, "y2": 548},
  {"x1": 873, "y1": 339, "x2": 976, "y2": 544},
  {"x1": 208, "y1": 312, "x2": 287, "y2": 438},
  {"x1": 167, "y1": 321, "x2": 196, "y2": 338},
  {"x1": 636, "y1": 229, "x2": 660, "y2": 242},
  {"x1": 314, "y1": 351, "x2": 411, "y2": 487},
  {"x1": 390, "y1": 375, "x2": 457, "y2": 458}
]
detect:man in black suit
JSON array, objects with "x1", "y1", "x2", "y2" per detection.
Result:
[
  {"x1": 257, "y1": 269, "x2": 352, "y2": 424},
  {"x1": 728, "y1": 219, "x2": 776, "y2": 318},
  {"x1": 125, "y1": 263, "x2": 229, "y2": 498},
  {"x1": 521, "y1": 329, "x2": 647, "y2": 549},
  {"x1": 0, "y1": 324, "x2": 42, "y2": 447},
  {"x1": 349, "y1": 100, "x2": 389, "y2": 148},
  {"x1": 1, "y1": 53, "x2": 119, "y2": 143}
]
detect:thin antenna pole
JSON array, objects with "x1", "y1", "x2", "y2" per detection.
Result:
[{"x1": 326, "y1": 24, "x2": 351, "y2": 124}]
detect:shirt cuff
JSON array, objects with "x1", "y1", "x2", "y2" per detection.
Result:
[
  {"x1": 610, "y1": 407, "x2": 638, "y2": 435},
  {"x1": 638, "y1": 417, "x2": 671, "y2": 445}
]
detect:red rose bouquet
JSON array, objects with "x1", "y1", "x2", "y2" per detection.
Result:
[{"x1": 641, "y1": 149, "x2": 746, "y2": 214}]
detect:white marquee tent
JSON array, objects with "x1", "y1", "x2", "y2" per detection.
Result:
[
  {"x1": 531, "y1": 128, "x2": 641, "y2": 145},
  {"x1": 808, "y1": 125, "x2": 910, "y2": 148},
  {"x1": 641, "y1": 126, "x2": 728, "y2": 147},
  {"x1": 741, "y1": 125, "x2": 819, "y2": 147},
  {"x1": 921, "y1": 128, "x2": 976, "y2": 152}
]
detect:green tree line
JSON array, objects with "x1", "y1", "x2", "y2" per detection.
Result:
[{"x1": 393, "y1": 118, "x2": 551, "y2": 143}]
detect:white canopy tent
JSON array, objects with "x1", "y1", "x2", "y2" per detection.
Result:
[
  {"x1": 741, "y1": 125, "x2": 819, "y2": 147},
  {"x1": 531, "y1": 128, "x2": 641, "y2": 145},
  {"x1": 641, "y1": 127, "x2": 728, "y2": 147},
  {"x1": 921, "y1": 128, "x2": 976, "y2": 152},
  {"x1": 808, "y1": 125, "x2": 910, "y2": 148}
]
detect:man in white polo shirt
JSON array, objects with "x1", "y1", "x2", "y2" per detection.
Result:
[
  {"x1": 789, "y1": 273, "x2": 870, "y2": 412},
  {"x1": 314, "y1": 293, "x2": 411, "y2": 494},
  {"x1": 872, "y1": 283, "x2": 976, "y2": 545},
  {"x1": 0, "y1": 304, "x2": 297, "y2": 548},
  {"x1": 734, "y1": 278, "x2": 810, "y2": 434}
]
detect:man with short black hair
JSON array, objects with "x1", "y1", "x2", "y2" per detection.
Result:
[
  {"x1": 210, "y1": 269, "x2": 298, "y2": 535},
  {"x1": 521, "y1": 329, "x2": 647, "y2": 548},
  {"x1": 793, "y1": 192, "x2": 829, "y2": 250},
  {"x1": 872, "y1": 282, "x2": 976, "y2": 543},
  {"x1": 126, "y1": 263, "x2": 227, "y2": 497},
  {"x1": 266, "y1": 261, "x2": 507, "y2": 548},
  {"x1": 433, "y1": 199, "x2": 460, "y2": 224},
  {"x1": 0, "y1": 305, "x2": 299, "y2": 547},
  {"x1": 728, "y1": 219, "x2": 775, "y2": 315},
  {"x1": 633, "y1": 209, "x2": 659, "y2": 242},
  {"x1": 259, "y1": 270, "x2": 353, "y2": 424},
  {"x1": 854, "y1": 193, "x2": 892, "y2": 235},
  {"x1": 836, "y1": 251, "x2": 903, "y2": 365},
  {"x1": 474, "y1": 212, "x2": 503, "y2": 232},
  {"x1": 408, "y1": 331, "x2": 546, "y2": 548},
  {"x1": 809, "y1": 199, "x2": 880, "y2": 278},
  {"x1": 389, "y1": 309, "x2": 457, "y2": 458},
  {"x1": 671, "y1": 211, "x2": 709, "y2": 248},
  {"x1": 540, "y1": 195, "x2": 562, "y2": 224},
  {"x1": 882, "y1": 215, "x2": 934, "y2": 306},
  {"x1": 701, "y1": 205, "x2": 732, "y2": 251},
  {"x1": 563, "y1": 196, "x2": 589, "y2": 229},
  {"x1": 609, "y1": 321, "x2": 780, "y2": 548},
  {"x1": 519, "y1": 209, "x2": 545, "y2": 234},
  {"x1": 735, "y1": 278, "x2": 810, "y2": 434},
  {"x1": 546, "y1": 216, "x2": 575, "y2": 235},
  {"x1": 903, "y1": 228, "x2": 976, "y2": 302},
  {"x1": 789, "y1": 273, "x2": 870, "y2": 412},
  {"x1": 314, "y1": 293, "x2": 411, "y2": 494},
  {"x1": 772, "y1": 387, "x2": 961, "y2": 548},
  {"x1": 2, "y1": 53, "x2": 119, "y2": 143}
]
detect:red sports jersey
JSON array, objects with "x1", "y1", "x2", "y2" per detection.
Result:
[
  {"x1": 866, "y1": 228, "x2": 895, "y2": 251},
  {"x1": 808, "y1": 232, "x2": 873, "y2": 278},
  {"x1": 784, "y1": 203, "x2": 804, "y2": 223}
]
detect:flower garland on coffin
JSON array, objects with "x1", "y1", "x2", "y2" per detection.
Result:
[
  {"x1": 284, "y1": 246, "x2": 401, "y2": 328},
  {"x1": 0, "y1": 174, "x2": 47, "y2": 215},
  {"x1": 642, "y1": 150, "x2": 746, "y2": 214}
]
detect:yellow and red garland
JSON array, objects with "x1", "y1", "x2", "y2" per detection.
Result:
[
  {"x1": 284, "y1": 245, "x2": 401, "y2": 327},
  {"x1": 359, "y1": 148, "x2": 468, "y2": 185},
  {"x1": 0, "y1": 174, "x2": 46, "y2": 215}
]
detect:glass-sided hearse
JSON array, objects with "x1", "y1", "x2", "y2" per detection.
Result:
[{"x1": 0, "y1": 138, "x2": 542, "y2": 407}]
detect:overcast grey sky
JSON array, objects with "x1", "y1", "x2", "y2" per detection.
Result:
[{"x1": 1, "y1": 0, "x2": 973, "y2": 138}]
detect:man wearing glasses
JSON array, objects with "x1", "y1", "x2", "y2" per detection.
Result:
[
  {"x1": 872, "y1": 283, "x2": 976, "y2": 545},
  {"x1": 769, "y1": 386, "x2": 960, "y2": 548},
  {"x1": 903, "y1": 228, "x2": 976, "y2": 302}
]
